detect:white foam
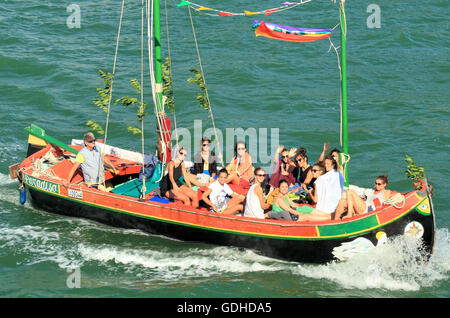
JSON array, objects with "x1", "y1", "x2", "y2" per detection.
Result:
[
  {"x1": 0, "y1": 141, "x2": 25, "y2": 164},
  {"x1": 77, "y1": 244, "x2": 286, "y2": 281},
  {"x1": 0, "y1": 172, "x2": 17, "y2": 186},
  {"x1": 292, "y1": 228, "x2": 450, "y2": 291},
  {"x1": 0, "y1": 224, "x2": 82, "y2": 269}
]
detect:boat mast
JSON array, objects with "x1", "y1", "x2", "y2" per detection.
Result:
[
  {"x1": 153, "y1": 0, "x2": 172, "y2": 162},
  {"x1": 339, "y1": 0, "x2": 349, "y2": 187},
  {"x1": 153, "y1": 0, "x2": 163, "y2": 112}
]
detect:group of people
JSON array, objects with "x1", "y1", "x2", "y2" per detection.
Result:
[
  {"x1": 159, "y1": 138, "x2": 251, "y2": 214},
  {"x1": 158, "y1": 138, "x2": 397, "y2": 221},
  {"x1": 66, "y1": 133, "x2": 396, "y2": 222}
]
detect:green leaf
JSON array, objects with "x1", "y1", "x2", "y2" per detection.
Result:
[
  {"x1": 127, "y1": 126, "x2": 142, "y2": 135},
  {"x1": 86, "y1": 120, "x2": 104, "y2": 135},
  {"x1": 188, "y1": 67, "x2": 210, "y2": 111},
  {"x1": 162, "y1": 58, "x2": 175, "y2": 114}
]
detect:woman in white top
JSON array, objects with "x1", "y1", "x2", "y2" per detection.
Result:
[
  {"x1": 308, "y1": 155, "x2": 343, "y2": 215},
  {"x1": 201, "y1": 168, "x2": 245, "y2": 215},
  {"x1": 244, "y1": 167, "x2": 270, "y2": 219}
]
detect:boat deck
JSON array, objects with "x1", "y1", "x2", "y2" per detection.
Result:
[{"x1": 18, "y1": 143, "x2": 416, "y2": 227}]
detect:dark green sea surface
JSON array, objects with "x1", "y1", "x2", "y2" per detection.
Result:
[{"x1": 0, "y1": 0, "x2": 448, "y2": 298}]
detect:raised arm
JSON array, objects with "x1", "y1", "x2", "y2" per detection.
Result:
[{"x1": 318, "y1": 142, "x2": 330, "y2": 162}]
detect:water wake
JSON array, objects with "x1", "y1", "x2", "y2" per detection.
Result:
[{"x1": 293, "y1": 228, "x2": 450, "y2": 291}]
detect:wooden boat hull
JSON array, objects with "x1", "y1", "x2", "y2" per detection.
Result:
[{"x1": 22, "y1": 172, "x2": 435, "y2": 264}]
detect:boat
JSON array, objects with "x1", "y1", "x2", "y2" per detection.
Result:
[{"x1": 9, "y1": 1, "x2": 436, "y2": 264}]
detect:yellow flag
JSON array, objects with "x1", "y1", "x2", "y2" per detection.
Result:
[
  {"x1": 244, "y1": 10, "x2": 259, "y2": 15},
  {"x1": 196, "y1": 6, "x2": 212, "y2": 11}
]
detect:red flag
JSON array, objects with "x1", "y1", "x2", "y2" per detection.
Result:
[
  {"x1": 264, "y1": 8, "x2": 278, "y2": 15},
  {"x1": 218, "y1": 11, "x2": 233, "y2": 17}
]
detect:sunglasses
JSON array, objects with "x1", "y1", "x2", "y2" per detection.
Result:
[
  {"x1": 179, "y1": 152, "x2": 187, "y2": 156},
  {"x1": 296, "y1": 158, "x2": 303, "y2": 162},
  {"x1": 375, "y1": 182, "x2": 384, "y2": 186},
  {"x1": 237, "y1": 147, "x2": 246, "y2": 151},
  {"x1": 281, "y1": 155, "x2": 289, "y2": 159},
  {"x1": 312, "y1": 169, "x2": 320, "y2": 173},
  {"x1": 202, "y1": 143, "x2": 209, "y2": 147},
  {"x1": 86, "y1": 139, "x2": 96, "y2": 143},
  {"x1": 256, "y1": 174, "x2": 265, "y2": 177}
]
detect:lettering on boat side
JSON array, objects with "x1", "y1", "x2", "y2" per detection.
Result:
[
  {"x1": 177, "y1": 302, "x2": 272, "y2": 315},
  {"x1": 24, "y1": 174, "x2": 59, "y2": 194},
  {"x1": 68, "y1": 189, "x2": 83, "y2": 200}
]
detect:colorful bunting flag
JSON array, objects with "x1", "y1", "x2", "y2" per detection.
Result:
[
  {"x1": 244, "y1": 10, "x2": 260, "y2": 16},
  {"x1": 176, "y1": 0, "x2": 311, "y2": 17},
  {"x1": 218, "y1": 12, "x2": 233, "y2": 17},
  {"x1": 177, "y1": 0, "x2": 191, "y2": 7},
  {"x1": 195, "y1": 6, "x2": 212, "y2": 11},
  {"x1": 264, "y1": 8, "x2": 279, "y2": 15},
  {"x1": 253, "y1": 21, "x2": 332, "y2": 42}
]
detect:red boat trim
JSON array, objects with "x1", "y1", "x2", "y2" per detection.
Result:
[{"x1": 23, "y1": 171, "x2": 427, "y2": 241}]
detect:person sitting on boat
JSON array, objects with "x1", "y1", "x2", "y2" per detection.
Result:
[
  {"x1": 201, "y1": 168, "x2": 245, "y2": 215},
  {"x1": 190, "y1": 137, "x2": 217, "y2": 186},
  {"x1": 334, "y1": 174, "x2": 397, "y2": 220},
  {"x1": 63, "y1": 132, "x2": 118, "y2": 191},
  {"x1": 318, "y1": 142, "x2": 344, "y2": 175},
  {"x1": 267, "y1": 179, "x2": 331, "y2": 222},
  {"x1": 244, "y1": 167, "x2": 270, "y2": 219},
  {"x1": 225, "y1": 141, "x2": 253, "y2": 186},
  {"x1": 305, "y1": 156, "x2": 343, "y2": 219},
  {"x1": 292, "y1": 149, "x2": 315, "y2": 193},
  {"x1": 160, "y1": 148, "x2": 199, "y2": 208},
  {"x1": 268, "y1": 145, "x2": 296, "y2": 191}
]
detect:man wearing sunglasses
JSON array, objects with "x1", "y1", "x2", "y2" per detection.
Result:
[{"x1": 63, "y1": 132, "x2": 118, "y2": 191}]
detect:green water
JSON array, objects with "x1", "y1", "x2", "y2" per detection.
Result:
[{"x1": 0, "y1": 0, "x2": 448, "y2": 298}]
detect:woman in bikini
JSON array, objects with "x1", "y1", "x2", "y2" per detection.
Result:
[{"x1": 160, "y1": 148, "x2": 199, "y2": 208}]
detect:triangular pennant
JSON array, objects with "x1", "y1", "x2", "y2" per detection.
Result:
[
  {"x1": 218, "y1": 12, "x2": 233, "y2": 17},
  {"x1": 177, "y1": 0, "x2": 191, "y2": 7},
  {"x1": 264, "y1": 8, "x2": 279, "y2": 15},
  {"x1": 244, "y1": 10, "x2": 260, "y2": 16}
]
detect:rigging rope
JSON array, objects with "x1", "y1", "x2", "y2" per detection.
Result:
[
  {"x1": 104, "y1": 0, "x2": 126, "y2": 145},
  {"x1": 139, "y1": 0, "x2": 147, "y2": 198},
  {"x1": 338, "y1": 0, "x2": 347, "y2": 156},
  {"x1": 187, "y1": 5, "x2": 224, "y2": 167}
]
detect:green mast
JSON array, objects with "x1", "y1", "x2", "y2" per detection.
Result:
[
  {"x1": 339, "y1": 0, "x2": 349, "y2": 187},
  {"x1": 153, "y1": 0, "x2": 163, "y2": 113}
]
